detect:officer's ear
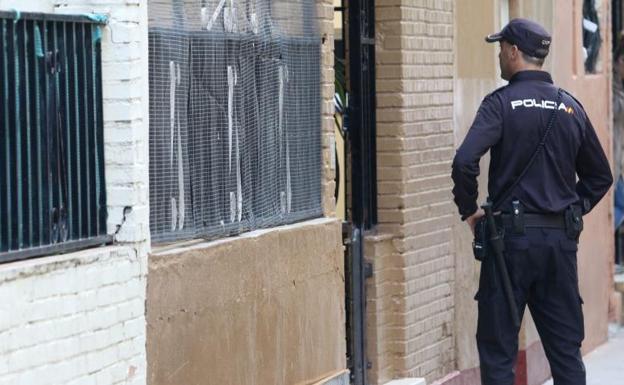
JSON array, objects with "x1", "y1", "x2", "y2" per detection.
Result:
[{"x1": 510, "y1": 44, "x2": 520, "y2": 60}]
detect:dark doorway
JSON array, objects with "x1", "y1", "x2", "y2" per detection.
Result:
[
  {"x1": 613, "y1": 0, "x2": 623, "y2": 50},
  {"x1": 335, "y1": 0, "x2": 377, "y2": 383}
]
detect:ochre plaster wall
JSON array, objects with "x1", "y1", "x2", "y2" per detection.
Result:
[
  {"x1": 453, "y1": 0, "x2": 501, "y2": 374},
  {"x1": 146, "y1": 219, "x2": 345, "y2": 385}
]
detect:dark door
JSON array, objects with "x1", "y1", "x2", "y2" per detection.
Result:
[{"x1": 336, "y1": 0, "x2": 377, "y2": 383}]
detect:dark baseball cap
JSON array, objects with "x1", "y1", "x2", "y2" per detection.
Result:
[{"x1": 485, "y1": 18, "x2": 551, "y2": 58}]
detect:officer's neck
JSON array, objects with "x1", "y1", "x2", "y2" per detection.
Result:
[
  {"x1": 512, "y1": 60, "x2": 543, "y2": 76},
  {"x1": 509, "y1": 63, "x2": 544, "y2": 79}
]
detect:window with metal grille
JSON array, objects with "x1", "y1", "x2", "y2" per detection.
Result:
[
  {"x1": 0, "y1": 11, "x2": 109, "y2": 263},
  {"x1": 583, "y1": 0, "x2": 602, "y2": 73},
  {"x1": 148, "y1": 1, "x2": 322, "y2": 243}
]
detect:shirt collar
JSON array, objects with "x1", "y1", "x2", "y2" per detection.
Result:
[{"x1": 509, "y1": 70, "x2": 553, "y2": 84}]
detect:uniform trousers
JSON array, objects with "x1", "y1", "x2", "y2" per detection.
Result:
[{"x1": 476, "y1": 227, "x2": 585, "y2": 385}]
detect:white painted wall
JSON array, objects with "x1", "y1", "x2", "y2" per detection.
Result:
[
  {"x1": 0, "y1": 248, "x2": 146, "y2": 385},
  {"x1": 0, "y1": 0, "x2": 54, "y2": 12},
  {"x1": 0, "y1": 1, "x2": 150, "y2": 384}
]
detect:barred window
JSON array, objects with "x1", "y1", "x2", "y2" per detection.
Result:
[
  {"x1": 148, "y1": 1, "x2": 322, "y2": 243},
  {"x1": 583, "y1": 0, "x2": 603, "y2": 73},
  {"x1": 0, "y1": 12, "x2": 109, "y2": 263}
]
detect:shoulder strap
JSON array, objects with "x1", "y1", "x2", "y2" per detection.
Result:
[{"x1": 492, "y1": 88, "x2": 563, "y2": 211}]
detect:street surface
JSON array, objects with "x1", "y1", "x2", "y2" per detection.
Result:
[{"x1": 542, "y1": 325, "x2": 624, "y2": 385}]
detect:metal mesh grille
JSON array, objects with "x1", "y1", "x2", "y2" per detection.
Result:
[{"x1": 148, "y1": 1, "x2": 322, "y2": 243}]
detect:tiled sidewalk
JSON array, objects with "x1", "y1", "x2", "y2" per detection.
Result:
[{"x1": 542, "y1": 326, "x2": 624, "y2": 385}]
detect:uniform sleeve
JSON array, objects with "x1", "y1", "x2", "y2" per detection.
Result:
[
  {"x1": 452, "y1": 95, "x2": 503, "y2": 220},
  {"x1": 575, "y1": 115, "x2": 613, "y2": 214}
]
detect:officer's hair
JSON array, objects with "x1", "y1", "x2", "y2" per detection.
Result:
[{"x1": 521, "y1": 52, "x2": 545, "y2": 67}]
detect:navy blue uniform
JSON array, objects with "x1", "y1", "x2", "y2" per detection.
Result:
[
  {"x1": 453, "y1": 70, "x2": 612, "y2": 218},
  {"x1": 452, "y1": 70, "x2": 612, "y2": 385}
]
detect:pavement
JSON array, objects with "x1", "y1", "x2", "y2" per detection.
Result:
[{"x1": 542, "y1": 325, "x2": 624, "y2": 385}]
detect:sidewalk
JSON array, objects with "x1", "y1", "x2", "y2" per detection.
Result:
[{"x1": 542, "y1": 326, "x2": 624, "y2": 385}]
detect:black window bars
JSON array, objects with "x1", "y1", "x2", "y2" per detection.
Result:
[{"x1": 0, "y1": 11, "x2": 111, "y2": 263}]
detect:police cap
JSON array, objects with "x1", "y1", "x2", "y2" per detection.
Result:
[{"x1": 485, "y1": 18, "x2": 551, "y2": 58}]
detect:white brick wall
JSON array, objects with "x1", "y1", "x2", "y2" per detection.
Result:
[
  {"x1": 0, "y1": 1, "x2": 150, "y2": 384},
  {"x1": 0, "y1": 247, "x2": 146, "y2": 385}
]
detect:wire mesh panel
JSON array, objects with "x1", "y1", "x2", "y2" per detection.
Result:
[
  {"x1": 148, "y1": 0, "x2": 322, "y2": 243},
  {"x1": 0, "y1": 11, "x2": 109, "y2": 262}
]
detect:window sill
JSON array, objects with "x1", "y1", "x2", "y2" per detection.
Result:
[
  {"x1": 151, "y1": 217, "x2": 339, "y2": 257},
  {"x1": 0, "y1": 243, "x2": 137, "y2": 282}
]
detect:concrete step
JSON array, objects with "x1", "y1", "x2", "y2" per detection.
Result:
[{"x1": 384, "y1": 379, "x2": 427, "y2": 385}]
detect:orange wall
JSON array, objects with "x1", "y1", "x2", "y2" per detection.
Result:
[{"x1": 549, "y1": 0, "x2": 614, "y2": 353}]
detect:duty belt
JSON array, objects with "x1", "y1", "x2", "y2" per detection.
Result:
[{"x1": 498, "y1": 213, "x2": 566, "y2": 229}]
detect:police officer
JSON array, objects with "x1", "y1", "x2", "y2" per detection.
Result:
[{"x1": 452, "y1": 18, "x2": 613, "y2": 385}]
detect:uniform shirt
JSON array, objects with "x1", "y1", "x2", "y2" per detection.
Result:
[{"x1": 452, "y1": 70, "x2": 613, "y2": 220}]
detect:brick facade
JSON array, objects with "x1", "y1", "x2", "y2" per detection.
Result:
[
  {"x1": 0, "y1": 0, "x2": 336, "y2": 383},
  {"x1": 319, "y1": 0, "x2": 337, "y2": 217},
  {"x1": 370, "y1": 0, "x2": 456, "y2": 382},
  {"x1": 0, "y1": 0, "x2": 150, "y2": 383}
]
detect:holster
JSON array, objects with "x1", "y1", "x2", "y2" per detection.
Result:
[
  {"x1": 472, "y1": 217, "x2": 488, "y2": 261},
  {"x1": 564, "y1": 205, "x2": 583, "y2": 241}
]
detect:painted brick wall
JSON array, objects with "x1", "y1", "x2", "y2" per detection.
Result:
[
  {"x1": 0, "y1": 247, "x2": 146, "y2": 385},
  {"x1": 372, "y1": 0, "x2": 456, "y2": 382},
  {"x1": 0, "y1": 1, "x2": 150, "y2": 384}
]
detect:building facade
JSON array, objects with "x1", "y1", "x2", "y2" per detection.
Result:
[
  {"x1": 0, "y1": 0, "x2": 150, "y2": 384},
  {"x1": 367, "y1": 1, "x2": 614, "y2": 384},
  {"x1": 0, "y1": 0, "x2": 348, "y2": 384},
  {"x1": 0, "y1": 1, "x2": 615, "y2": 385}
]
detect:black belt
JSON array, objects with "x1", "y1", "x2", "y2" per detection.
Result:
[{"x1": 498, "y1": 213, "x2": 566, "y2": 229}]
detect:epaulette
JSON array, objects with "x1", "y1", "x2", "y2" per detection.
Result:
[
  {"x1": 560, "y1": 88, "x2": 585, "y2": 110},
  {"x1": 559, "y1": 88, "x2": 589, "y2": 121}
]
